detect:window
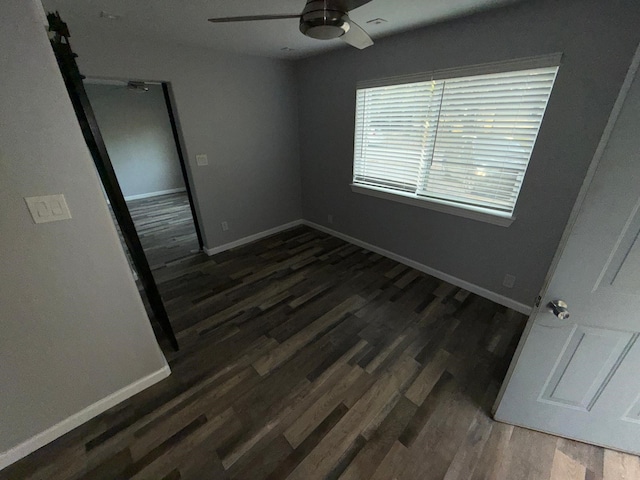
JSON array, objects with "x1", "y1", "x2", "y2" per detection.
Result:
[{"x1": 352, "y1": 57, "x2": 559, "y2": 223}]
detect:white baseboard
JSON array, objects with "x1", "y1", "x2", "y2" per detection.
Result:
[
  {"x1": 104, "y1": 188, "x2": 186, "y2": 204},
  {"x1": 204, "y1": 220, "x2": 304, "y2": 256},
  {"x1": 302, "y1": 221, "x2": 532, "y2": 315},
  {"x1": 125, "y1": 188, "x2": 186, "y2": 202},
  {"x1": 202, "y1": 217, "x2": 531, "y2": 314},
  {"x1": 0, "y1": 365, "x2": 170, "y2": 471}
]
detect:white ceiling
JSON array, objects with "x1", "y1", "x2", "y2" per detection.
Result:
[{"x1": 41, "y1": 0, "x2": 522, "y2": 60}]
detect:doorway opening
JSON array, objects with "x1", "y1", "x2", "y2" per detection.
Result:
[{"x1": 83, "y1": 78, "x2": 203, "y2": 270}]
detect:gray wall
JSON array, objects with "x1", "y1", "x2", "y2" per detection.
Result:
[
  {"x1": 85, "y1": 83, "x2": 185, "y2": 198},
  {"x1": 297, "y1": 0, "x2": 640, "y2": 307},
  {"x1": 62, "y1": 25, "x2": 302, "y2": 250},
  {"x1": 0, "y1": 0, "x2": 168, "y2": 459}
]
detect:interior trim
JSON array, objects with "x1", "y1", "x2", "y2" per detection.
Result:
[
  {"x1": 351, "y1": 184, "x2": 515, "y2": 227},
  {"x1": 304, "y1": 220, "x2": 532, "y2": 315},
  {"x1": 204, "y1": 217, "x2": 532, "y2": 314},
  {"x1": 204, "y1": 220, "x2": 305, "y2": 256},
  {"x1": 357, "y1": 52, "x2": 563, "y2": 89},
  {"x1": 124, "y1": 187, "x2": 186, "y2": 202},
  {"x1": 0, "y1": 365, "x2": 171, "y2": 471}
]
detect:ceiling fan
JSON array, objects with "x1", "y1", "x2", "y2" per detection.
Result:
[{"x1": 208, "y1": 0, "x2": 375, "y2": 50}]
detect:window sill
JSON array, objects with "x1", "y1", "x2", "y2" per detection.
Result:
[{"x1": 350, "y1": 184, "x2": 515, "y2": 227}]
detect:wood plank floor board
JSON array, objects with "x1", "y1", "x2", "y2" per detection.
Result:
[
  {"x1": 3, "y1": 192, "x2": 639, "y2": 480},
  {"x1": 265, "y1": 404, "x2": 349, "y2": 480},
  {"x1": 285, "y1": 354, "x2": 420, "y2": 480},
  {"x1": 369, "y1": 440, "x2": 410, "y2": 480},
  {"x1": 441, "y1": 408, "x2": 494, "y2": 480},
  {"x1": 338, "y1": 395, "x2": 417, "y2": 480},
  {"x1": 557, "y1": 438, "x2": 605, "y2": 480},
  {"x1": 470, "y1": 422, "x2": 514, "y2": 480},
  {"x1": 229, "y1": 435, "x2": 293, "y2": 480},
  {"x1": 284, "y1": 365, "x2": 365, "y2": 449},
  {"x1": 401, "y1": 383, "x2": 482, "y2": 480}
]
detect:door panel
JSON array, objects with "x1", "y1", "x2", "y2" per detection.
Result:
[
  {"x1": 495, "y1": 47, "x2": 640, "y2": 454},
  {"x1": 625, "y1": 396, "x2": 640, "y2": 424},
  {"x1": 540, "y1": 325, "x2": 635, "y2": 411},
  {"x1": 604, "y1": 202, "x2": 640, "y2": 292}
]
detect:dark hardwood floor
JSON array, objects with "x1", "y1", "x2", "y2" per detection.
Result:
[{"x1": 3, "y1": 194, "x2": 637, "y2": 479}]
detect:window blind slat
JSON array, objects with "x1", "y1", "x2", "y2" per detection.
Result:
[
  {"x1": 422, "y1": 172, "x2": 523, "y2": 190},
  {"x1": 421, "y1": 184, "x2": 517, "y2": 204},
  {"x1": 421, "y1": 179, "x2": 521, "y2": 200},
  {"x1": 432, "y1": 138, "x2": 536, "y2": 149},
  {"x1": 424, "y1": 184, "x2": 519, "y2": 201}
]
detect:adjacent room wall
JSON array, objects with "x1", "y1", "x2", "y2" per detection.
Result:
[
  {"x1": 85, "y1": 82, "x2": 185, "y2": 199},
  {"x1": 296, "y1": 0, "x2": 640, "y2": 307},
  {"x1": 0, "y1": 1, "x2": 169, "y2": 467},
  {"x1": 56, "y1": 19, "x2": 302, "y2": 250}
]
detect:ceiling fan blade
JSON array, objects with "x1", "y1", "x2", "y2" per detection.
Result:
[
  {"x1": 208, "y1": 14, "x2": 299, "y2": 23},
  {"x1": 341, "y1": 19, "x2": 373, "y2": 49},
  {"x1": 344, "y1": 0, "x2": 373, "y2": 11}
]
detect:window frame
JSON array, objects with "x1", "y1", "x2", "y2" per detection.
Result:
[{"x1": 351, "y1": 54, "x2": 562, "y2": 227}]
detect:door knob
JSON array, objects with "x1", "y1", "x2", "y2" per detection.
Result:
[{"x1": 548, "y1": 300, "x2": 570, "y2": 320}]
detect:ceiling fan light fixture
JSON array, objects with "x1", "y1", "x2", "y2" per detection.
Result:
[
  {"x1": 300, "y1": 9, "x2": 350, "y2": 40},
  {"x1": 207, "y1": 0, "x2": 373, "y2": 49}
]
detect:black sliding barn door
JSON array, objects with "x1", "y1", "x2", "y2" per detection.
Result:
[{"x1": 47, "y1": 12, "x2": 179, "y2": 351}]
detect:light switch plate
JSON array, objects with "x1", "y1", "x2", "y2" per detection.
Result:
[
  {"x1": 196, "y1": 154, "x2": 208, "y2": 166},
  {"x1": 25, "y1": 194, "x2": 72, "y2": 224}
]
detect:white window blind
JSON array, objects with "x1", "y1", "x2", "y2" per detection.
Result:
[{"x1": 353, "y1": 63, "x2": 559, "y2": 216}]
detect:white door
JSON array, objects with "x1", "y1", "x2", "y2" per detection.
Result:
[{"x1": 494, "y1": 46, "x2": 640, "y2": 455}]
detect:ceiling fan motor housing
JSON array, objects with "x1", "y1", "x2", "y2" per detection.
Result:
[{"x1": 300, "y1": 0, "x2": 350, "y2": 40}]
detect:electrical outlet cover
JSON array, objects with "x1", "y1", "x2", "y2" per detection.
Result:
[{"x1": 503, "y1": 274, "x2": 516, "y2": 288}]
